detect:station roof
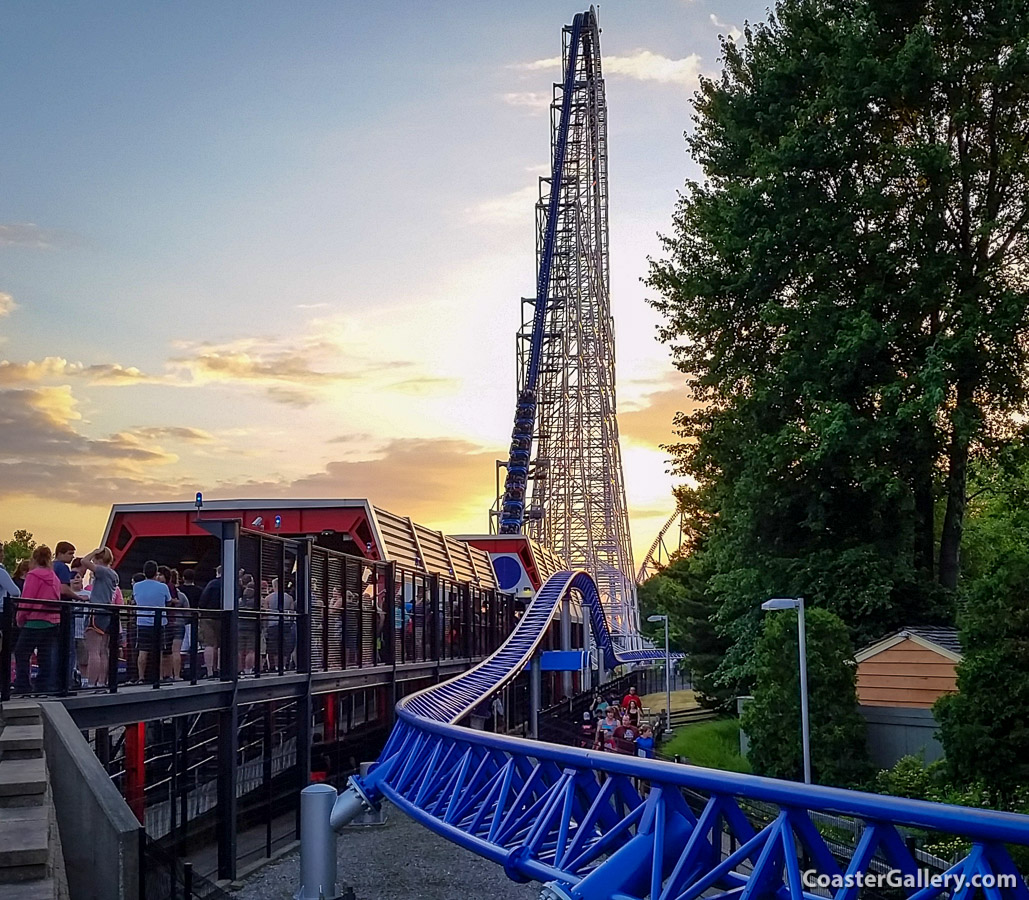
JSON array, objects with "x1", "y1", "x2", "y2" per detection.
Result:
[{"x1": 103, "y1": 499, "x2": 499, "y2": 590}]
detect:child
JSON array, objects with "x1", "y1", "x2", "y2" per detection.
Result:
[{"x1": 635, "y1": 724, "x2": 655, "y2": 759}]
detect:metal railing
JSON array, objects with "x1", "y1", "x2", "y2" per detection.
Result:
[{"x1": 0, "y1": 529, "x2": 518, "y2": 700}]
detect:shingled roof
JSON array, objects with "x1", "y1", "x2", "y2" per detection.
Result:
[{"x1": 856, "y1": 625, "x2": 962, "y2": 662}]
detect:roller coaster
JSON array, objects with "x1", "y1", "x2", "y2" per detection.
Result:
[{"x1": 331, "y1": 9, "x2": 1029, "y2": 899}]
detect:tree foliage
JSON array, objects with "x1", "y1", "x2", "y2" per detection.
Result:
[
  {"x1": 647, "y1": 0, "x2": 1029, "y2": 688},
  {"x1": 741, "y1": 607, "x2": 871, "y2": 786},
  {"x1": 935, "y1": 453, "x2": 1029, "y2": 798},
  {"x1": 638, "y1": 554, "x2": 733, "y2": 709},
  {"x1": 2, "y1": 530, "x2": 35, "y2": 572}
]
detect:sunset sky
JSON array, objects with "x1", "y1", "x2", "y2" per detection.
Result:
[{"x1": 0, "y1": 1, "x2": 763, "y2": 568}]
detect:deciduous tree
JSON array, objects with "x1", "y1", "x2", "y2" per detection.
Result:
[
  {"x1": 741, "y1": 607, "x2": 870, "y2": 786},
  {"x1": 647, "y1": 0, "x2": 1029, "y2": 686}
]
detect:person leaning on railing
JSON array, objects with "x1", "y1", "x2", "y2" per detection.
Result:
[{"x1": 14, "y1": 545, "x2": 62, "y2": 694}]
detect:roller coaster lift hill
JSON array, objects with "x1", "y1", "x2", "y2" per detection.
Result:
[{"x1": 331, "y1": 9, "x2": 1029, "y2": 900}]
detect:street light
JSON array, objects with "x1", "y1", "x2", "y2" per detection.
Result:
[
  {"x1": 647, "y1": 614, "x2": 672, "y2": 735},
  {"x1": 760, "y1": 597, "x2": 811, "y2": 784}
]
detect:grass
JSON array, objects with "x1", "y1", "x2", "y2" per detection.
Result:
[
  {"x1": 661, "y1": 718, "x2": 752, "y2": 774},
  {"x1": 639, "y1": 689, "x2": 698, "y2": 713}
]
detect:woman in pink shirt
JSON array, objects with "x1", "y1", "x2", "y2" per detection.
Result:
[{"x1": 15, "y1": 545, "x2": 62, "y2": 693}]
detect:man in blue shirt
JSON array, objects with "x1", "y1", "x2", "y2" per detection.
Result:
[
  {"x1": 53, "y1": 541, "x2": 76, "y2": 598},
  {"x1": 133, "y1": 560, "x2": 171, "y2": 682}
]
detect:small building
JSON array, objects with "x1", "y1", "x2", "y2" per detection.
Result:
[{"x1": 854, "y1": 626, "x2": 962, "y2": 767}]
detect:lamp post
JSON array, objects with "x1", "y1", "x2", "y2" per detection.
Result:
[
  {"x1": 760, "y1": 597, "x2": 811, "y2": 784},
  {"x1": 647, "y1": 614, "x2": 671, "y2": 735}
]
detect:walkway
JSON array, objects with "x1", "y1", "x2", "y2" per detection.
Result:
[{"x1": 235, "y1": 807, "x2": 537, "y2": 900}]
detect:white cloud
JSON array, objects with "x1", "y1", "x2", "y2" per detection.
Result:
[
  {"x1": 605, "y1": 50, "x2": 703, "y2": 87},
  {"x1": 710, "y1": 14, "x2": 743, "y2": 41},
  {"x1": 468, "y1": 184, "x2": 539, "y2": 225},
  {"x1": 519, "y1": 56, "x2": 562, "y2": 72},
  {"x1": 0, "y1": 223, "x2": 78, "y2": 249},
  {"x1": 502, "y1": 91, "x2": 552, "y2": 112},
  {"x1": 519, "y1": 50, "x2": 703, "y2": 89},
  {"x1": 296, "y1": 302, "x2": 330, "y2": 310},
  {"x1": 0, "y1": 293, "x2": 16, "y2": 318}
]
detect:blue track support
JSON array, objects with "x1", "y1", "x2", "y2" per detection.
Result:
[{"x1": 333, "y1": 570, "x2": 1029, "y2": 900}]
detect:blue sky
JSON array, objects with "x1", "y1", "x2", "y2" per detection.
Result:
[{"x1": 0, "y1": 0, "x2": 769, "y2": 561}]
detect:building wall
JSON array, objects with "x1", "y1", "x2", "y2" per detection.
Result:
[
  {"x1": 860, "y1": 705, "x2": 945, "y2": 768},
  {"x1": 856, "y1": 639, "x2": 957, "y2": 708}
]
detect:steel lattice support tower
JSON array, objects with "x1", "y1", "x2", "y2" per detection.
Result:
[{"x1": 498, "y1": 8, "x2": 638, "y2": 641}]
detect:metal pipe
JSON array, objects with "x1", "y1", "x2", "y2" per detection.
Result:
[
  {"x1": 798, "y1": 598, "x2": 811, "y2": 784},
  {"x1": 295, "y1": 784, "x2": 339, "y2": 900}
]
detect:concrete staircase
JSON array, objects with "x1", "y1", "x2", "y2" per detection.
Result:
[{"x1": 0, "y1": 702, "x2": 61, "y2": 900}]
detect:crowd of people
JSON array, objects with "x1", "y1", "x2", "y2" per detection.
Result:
[
  {"x1": 0, "y1": 539, "x2": 302, "y2": 693},
  {"x1": 583, "y1": 684, "x2": 656, "y2": 758}
]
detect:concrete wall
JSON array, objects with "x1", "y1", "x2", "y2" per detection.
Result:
[
  {"x1": 860, "y1": 704, "x2": 944, "y2": 768},
  {"x1": 40, "y1": 702, "x2": 141, "y2": 900}
]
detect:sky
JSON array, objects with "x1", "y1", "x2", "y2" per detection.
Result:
[{"x1": 0, "y1": 0, "x2": 767, "y2": 569}]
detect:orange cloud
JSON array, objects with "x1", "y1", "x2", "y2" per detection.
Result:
[{"x1": 619, "y1": 380, "x2": 701, "y2": 447}]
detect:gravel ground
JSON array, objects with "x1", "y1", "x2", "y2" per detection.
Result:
[{"x1": 235, "y1": 804, "x2": 541, "y2": 900}]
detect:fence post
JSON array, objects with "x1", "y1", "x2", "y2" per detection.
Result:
[
  {"x1": 189, "y1": 608, "x2": 199, "y2": 685},
  {"x1": 108, "y1": 607, "x2": 120, "y2": 693},
  {"x1": 183, "y1": 862, "x2": 194, "y2": 900},
  {"x1": 58, "y1": 601, "x2": 74, "y2": 696}
]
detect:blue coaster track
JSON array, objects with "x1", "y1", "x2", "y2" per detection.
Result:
[{"x1": 332, "y1": 570, "x2": 1029, "y2": 900}]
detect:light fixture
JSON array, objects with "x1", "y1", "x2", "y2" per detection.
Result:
[{"x1": 762, "y1": 598, "x2": 800, "y2": 611}]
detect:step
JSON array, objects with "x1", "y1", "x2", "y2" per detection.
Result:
[
  {"x1": 0, "y1": 705, "x2": 41, "y2": 727},
  {"x1": 0, "y1": 880, "x2": 53, "y2": 900},
  {"x1": 0, "y1": 879, "x2": 53, "y2": 900},
  {"x1": 0, "y1": 759, "x2": 46, "y2": 806},
  {"x1": 0, "y1": 806, "x2": 48, "y2": 868},
  {"x1": 0, "y1": 727, "x2": 43, "y2": 757},
  {"x1": 0, "y1": 865, "x2": 48, "y2": 885}
]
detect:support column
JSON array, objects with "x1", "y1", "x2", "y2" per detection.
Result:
[
  {"x1": 125, "y1": 722, "x2": 145, "y2": 824},
  {"x1": 560, "y1": 595, "x2": 572, "y2": 699},
  {"x1": 216, "y1": 525, "x2": 240, "y2": 882},
  {"x1": 530, "y1": 655, "x2": 541, "y2": 740},
  {"x1": 581, "y1": 612, "x2": 591, "y2": 692},
  {"x1": 295, "y1": 538, "x2": 313, "y2": 839},
  {"x1": 217, "y1": 705, "x2": 239, "y2": 881}
]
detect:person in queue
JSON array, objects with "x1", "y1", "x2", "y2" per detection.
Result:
[
  {"x1": 197, "y1": 565, "x2": 222, "y2": 678},
  {"x1": 263, "y1": 577, "x2": 295, "y2": 671},
  {"x1": 595, "y1": 706, "x2": 619, "y2": 751},
  {"x1": 621, "y1": 684, "x2": 642, "y2": 711},
  {"x1": 14, "y1": 546, "x2": 62, "y2": 693},
  {"x1": 613, "y1": 713, "x2": 639, "y2": 754},
  {"x1": 133, "y1": 560, "x2": 171, "y2": 682},
  {"x1": 635, "y1": 724, "x2": 655, "y2": 759},
  {"x1": 625, "y1": 698, "x2": 641, "y2": 727},
  {"x1": 12, "y1": 558, "x2": 31, "y2": 593},
  {"x1": 159, "y1": 567, "x2": 189, "y2": 681},
  {"x1": 0, "y1": 549, "x2": 21, "y2": 647},
  {"x1": 81, "y1": 547, "x2": 121, "y2": 688}
]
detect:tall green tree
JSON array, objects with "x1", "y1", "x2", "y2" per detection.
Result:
[
  {"x1": 741, "y1": 607, "x2": 871, "y2": 786},
  {"x1": 647, "y1": 0, "x2": 1029, "y2": 685},
  {"x1": 936, "y1": 451, "x2": 1029, "y2": 798},
  {"x1": 2, "y1": 530, "x2": 35, "y2": 572}
]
